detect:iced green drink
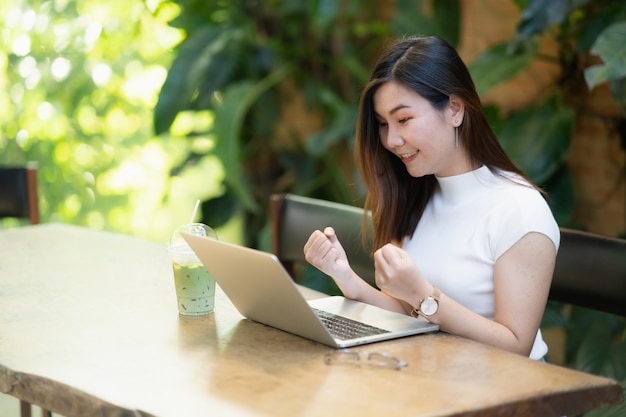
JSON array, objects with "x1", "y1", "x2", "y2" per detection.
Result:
[
  {"x1": 172, "y1": 262, "x2": 215, "y2": 315},
  {"x1": 168, "y1": 223, "x2": 217, "y2": 316}
]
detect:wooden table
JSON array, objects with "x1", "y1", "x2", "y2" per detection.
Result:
[{"x1": 0, "y1": 224, "x2": 622, "y2": 417}]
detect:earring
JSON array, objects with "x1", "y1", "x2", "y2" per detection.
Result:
[{"x1": 455, "y1": 126, "x2": 459, "y2": 148}]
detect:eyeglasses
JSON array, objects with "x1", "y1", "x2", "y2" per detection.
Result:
[{"x1": 323, "y1": 349, "x2": 407, "y2": 370}]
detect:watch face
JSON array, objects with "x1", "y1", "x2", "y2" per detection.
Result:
[{"x1": 421, "y1": 297, "x2": 438, "y2": 316}]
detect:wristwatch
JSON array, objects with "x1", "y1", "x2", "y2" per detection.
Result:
[{"x1": 411, "y1": 287, "x2": 441, "y2": 319}]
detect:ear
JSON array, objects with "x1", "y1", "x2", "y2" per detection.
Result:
[{"x1": 448, "y1": 95, "x2": 465, "y2": 126}]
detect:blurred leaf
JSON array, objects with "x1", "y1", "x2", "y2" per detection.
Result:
[
  {"x1": 392, "y1": 0, "x2": 438, "y2": 38},
  {"x1": 469, "y1": 40, "x2": 537, "y2": 97},
  {"x1": 542, "y1": 166, "x2": 575, "y2": 225},
  {"x1": 602, "y1": 341, "x2": 626, "y2": 380},
  {"x1": 212, "y1": 67, "x2": 291, "y2": 211},
  {"x1": 585, "y1": 65, "x2": 611, "y2": 90},
  {"x1": 574, "y1": 4, "x2": 625, "y2": 52},
  {"x1": 392, "y1": 0, "x2": 460, "y2": 48},
  {"x1": 433, "y1": 0, "x2": 461, "y2": 48},
  {"x1": 154, "y1": 26, "x2": 243, "y2": 134},
  {"x1": 341, "y1": 53, "x2": 372, "y2": 86},
  {"x1": 483, "y1": 104, "x2": 503, "y2": 131},
  {"x1": 306, "y1": 106, "x2": 357, "y2": 156},
  {"x1": 167, "y1": 0, "x2": 220, "y2": 31},
  {"x1": 517, "y1": 0, "x2": 590, "y2": 38},
  {"x1": 585, "y1": 22, "x2": 626, "y2": 89},
  {"x1": 497, "y1": 98, "x2": 574, "y2": 184},
  {"x1": 541, "y1": 301, "x2": 569, "y2": 329},
  {"x1": 588, "y1": 21, "x2": 626, "y2": 62},
  {"x1": 309, "y1": 0, "x2": 341, "y2": 30},
  {"x1": 201, "y1": 190, "x2": 238, "y2": 228},
  {"x1": 575, "y1": 315, "x2": 614, "y2": 374},
  {"x1": 585, "y1": 22, "x2": 626, "y2": 90}
]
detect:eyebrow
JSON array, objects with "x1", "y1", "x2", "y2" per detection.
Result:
[{"x1": 375, "y1": 104, "x2": 411, "y2": 118}]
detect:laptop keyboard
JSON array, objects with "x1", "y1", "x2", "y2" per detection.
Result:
[{"x1": 312, "y1": 308, "x2": 390, "y2": 340}]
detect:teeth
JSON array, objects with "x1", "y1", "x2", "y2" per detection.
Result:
[{"x1": 400, "y1": 152, "x2": 417, "y2": 158}]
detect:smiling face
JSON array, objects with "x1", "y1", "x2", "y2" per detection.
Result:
[{"x1": 373, "y1": 81, "x2": 470, "y2": 178}]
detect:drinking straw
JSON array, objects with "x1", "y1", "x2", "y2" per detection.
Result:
[{"x1": 189, "y1": 199, "x2": 200, "y2": 224}]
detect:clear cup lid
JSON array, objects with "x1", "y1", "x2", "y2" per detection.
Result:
[{"x1": 168, "y1": 223, "x2": 217, "y2": 256}]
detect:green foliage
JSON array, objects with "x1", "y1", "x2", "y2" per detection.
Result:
[
  {"x1": 154, "y1": 0, "x2": 462, "y2": 246},
  {"x1": 516, "y1": 0, "x2": 591, "y2": 38},
  {"x1": 469, "y1": 1, "x2": 626, "y2": 230},
  {"x1": 497, "y1": 97, "x2": 574, "y2": 184},
  {"x1": 393, "y1": 0, "x2": 461, "y2": 47},
  {"x1": 543, "y1": 302, "x2": 626, "y2": 417},
  {"x1": 585, "y1": 21, "x2": 626, "y2": 112},
  {"x1": 0, "y1": 0, "x2": 230, "y2": 243},
  {"x1": 470, "y1": 40, "x2": 538, "y2": 97}
]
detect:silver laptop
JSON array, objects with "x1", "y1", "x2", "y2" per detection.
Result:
[{"x1": 182, "y1": 233, "x2": 439, "y2": 348}]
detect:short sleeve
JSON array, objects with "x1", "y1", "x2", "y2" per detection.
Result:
[{"x1": 486, "y1": 186, "x2": 560, "y2": 260}]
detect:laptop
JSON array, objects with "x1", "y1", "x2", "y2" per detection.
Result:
[{"x1": 182, "y1": 233, "x2": 439, "y2": 348}]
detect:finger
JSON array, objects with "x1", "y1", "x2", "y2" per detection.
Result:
[
  {"x1": 374, "y1": 266, "x2": 387, "y2": 290},
  {"x1": 373, "y1": 247, "x2": 384, "y2": 266},
  {"x1": 305, "y1": 231, "x2": 339, "y2": 264},
  {"x1": 323, "y1": 227, "x2": 342, "y2": 248},
  {"x1": 374, "y1": 244, "x2": 405, "y2": 281},
  {"x1": 373, "y1": 249, "x2": 390, "y2": 283},
  {"x1": 378, "y1": 243, "x2": 405, "y2": 266},
  {"x1": 374, "y1": 245, "x2": 396, "y2": 267},
  {"x1": 319, "y1": 245, "x2": 337, "y2": 263},
  {"x1": 304, "y1": 230, "x2": 327, "y2": 255}
]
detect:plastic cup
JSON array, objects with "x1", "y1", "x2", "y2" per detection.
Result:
[{"x1": 167, "y1": 223, "x2": 217, "y2": 316}]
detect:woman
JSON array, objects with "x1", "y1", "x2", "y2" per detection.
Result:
[{"x1": 303, "y1": 36, "x2": 560, "y2": 360}]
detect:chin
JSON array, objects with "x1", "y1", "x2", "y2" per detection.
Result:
[{"x1": 406, "y1": 167, "x2": 430, "y2": 178}]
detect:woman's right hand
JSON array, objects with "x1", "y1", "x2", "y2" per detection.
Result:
[{"x1": 303, "y1": 227, "x2": 356, "y2": 293}]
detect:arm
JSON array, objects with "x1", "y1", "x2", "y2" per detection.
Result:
[
  {"x1": 303, "y1": 227, "x2": 406, "y2": 313},
  {"x1": 375, "y1": 232, "x2": 556, "y2": 357}
]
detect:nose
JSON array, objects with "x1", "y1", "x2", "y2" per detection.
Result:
[{"x1": 384, "y1": 125, "x2": 405, "y2": 148}]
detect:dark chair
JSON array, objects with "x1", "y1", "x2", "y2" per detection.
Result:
[
  {"x1": 549, "y1": 228, "x2": 626, "y2": 317},
  {"x1": 0, "y1": 164, "x2": 47, "y2": 417},
  {"x1": 270, "y1": 194, "x2": 626, "y2": 317},
  {"x1": 269, "y1": 193, "x2": 376, "y2": 288},
  {"x1": 0, "y1": 164, "x2": 40, "y2": 225}
]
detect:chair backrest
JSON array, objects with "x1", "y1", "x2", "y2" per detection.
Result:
[
  {"x1": 270, "y1": 193, "x2": 375, "y2": 286},
  {"x1": 0, "y1": 164, "x2": 40, "y2": 225},
  {"x1": 549, "y1": 228, "x2": 626, "y2": 316},
  {"x1": 270, "y1": 194, "x2": 626, "y2": 316}
]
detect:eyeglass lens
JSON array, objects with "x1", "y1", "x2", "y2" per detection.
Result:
[{"x1": 323, "y1": 349, "x2": 407, "y2": 370}]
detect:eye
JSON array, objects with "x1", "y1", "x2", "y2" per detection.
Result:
[
  {"x1": 378, "y1": 120, "x2": 388, "y2": 128},
  {"x1": 398, "y1": 117, "x2": 410, "y2": 125}
]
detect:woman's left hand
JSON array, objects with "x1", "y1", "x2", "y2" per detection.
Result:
[{"x1": 374, "y1": 243, "x2": 428, "y2": 306}]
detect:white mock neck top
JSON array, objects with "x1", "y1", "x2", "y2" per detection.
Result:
[{"x1": 402, "y1": 165, "x2": 560, "y2": 360}]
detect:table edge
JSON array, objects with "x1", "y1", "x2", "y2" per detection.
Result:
[{"x1": 1, "y1": 365, "x2": 155, "y2": 417}]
